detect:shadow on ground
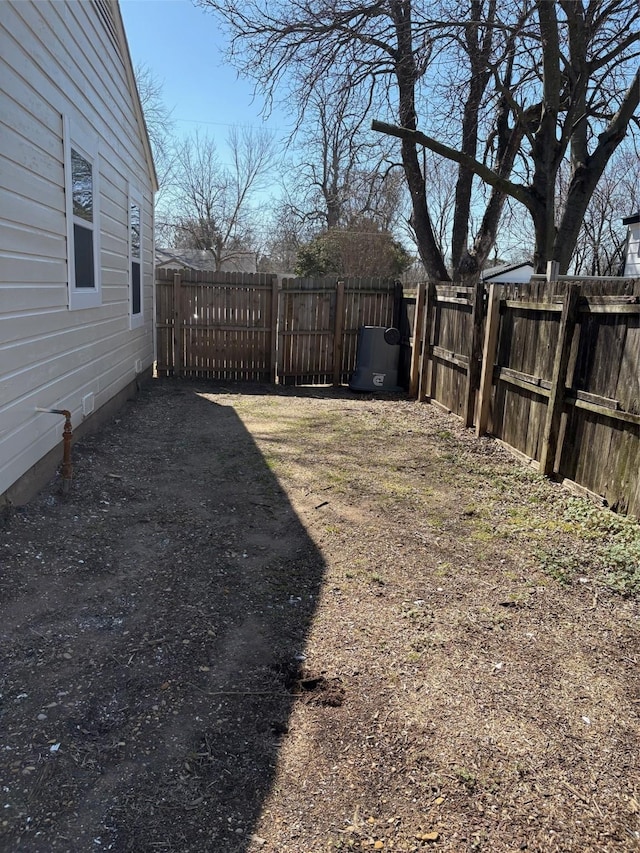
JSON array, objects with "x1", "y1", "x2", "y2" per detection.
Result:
[{"x1": 0, "y1": 379, "x2": 326, "y2": 851}]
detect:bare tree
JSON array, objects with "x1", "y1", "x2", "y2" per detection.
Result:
[
  {"x1": 487, "y1": 136, "x2": 640, "y2": 275},
  {"x1": 292, "y1": 82, "x2": 363, "y2": 229},
  {"x1": 281, "y1": 80, "x2": 406, "y2": 234},
  {"x1": 197, "y1": 0, "x2": 639, "y2": 279},
  {"x1": 375, "y1": 0, "x2": 640, "y2": 275},
  {"x1": 162, "y1": 127, "x2": 277, "y2": 270},
  {"x1": 258, "y1": 199, "x2": 315, "y2": 272},
  {"x1": 134, "y1": 63, "x2": 175, "y2": 191},
  {"x1": 569, "y1": 144, "x2": 640, "y2": 276},
  {"x1": 412, "y1": 150, "x2": 458, "y2": 264}
]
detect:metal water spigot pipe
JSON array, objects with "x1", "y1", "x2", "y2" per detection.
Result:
[{"x1": 35, "y1": 408, "x2": 73, "y2": 493}]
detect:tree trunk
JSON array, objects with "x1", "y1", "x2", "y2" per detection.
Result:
[
  {"x1": 451, "y1": 0, "x2": 495, "y2": 272},
  {"x1": 391, "y1": 0, "x2": 450, "y2": 281}
]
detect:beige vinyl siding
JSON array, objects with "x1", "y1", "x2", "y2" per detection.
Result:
[
  {"x1": 0, "y1": 0, "x2": 155, "y2": 498},
  {"x1": 0, "y1": 305, "x2": 124, "y2": 351}
]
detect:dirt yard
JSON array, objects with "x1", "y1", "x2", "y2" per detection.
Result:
[{"x1": 1, "y1": 378, "x2": 639, "y2": 853}]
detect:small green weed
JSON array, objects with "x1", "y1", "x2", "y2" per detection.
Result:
[
  {"x1": 536, "y1": 550, "x2": 577, "y2": 586},
  {"x1": 536, "y1": 498, "x2": 640, "y2": 595},
  {"x1": 455, "y1": 767, "x2": 477, "y2": 791}
]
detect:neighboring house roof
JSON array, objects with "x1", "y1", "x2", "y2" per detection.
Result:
[
  {"x1": 622, "y1": 213, "x2": 640, "y2": 226},
  {"x1": 481, "y1": 261, "x2": 534, "y2": 283},
  {"x1": 156, "y1": 248, "x2": 257, "y2": 274}
]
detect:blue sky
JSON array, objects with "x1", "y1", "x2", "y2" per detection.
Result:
[{"x1": 120, "y1": 0, "x2": 290, "y2": 155}]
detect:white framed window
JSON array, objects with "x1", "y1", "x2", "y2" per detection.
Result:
[
  {"x1": 63, "y1": 116, "x2": 101, "y2": 309},
  {"x1": 129, "y1": 185, "x2": 144, "y2": 328}
]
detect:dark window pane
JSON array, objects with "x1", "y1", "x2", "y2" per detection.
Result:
[
  {"x1": 132, "y1": 261, "x2": 141, "y2": 314},
  {"x1": 74, "y1": 223, "x2": 94, "y2": 288},
  {"x1": 71, "y1": 149, "x2": 93, "y2": 222},
  {"x1": 131, "y1": 204, "x2": 141, "y2": 258}
]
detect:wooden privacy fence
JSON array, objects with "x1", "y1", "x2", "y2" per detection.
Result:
[
  {"x1": 156, "y1": 268, "x2": 402, "y2": 385},
  {"x1": 156, "y1": 267, "x2": 639, "y2": 513},
  {"x1": 278, "y1": 276, "x2": 403, "y2": 385},
  {"x1": 411, "y1": 277, "x2": 640, "y2": 515}
]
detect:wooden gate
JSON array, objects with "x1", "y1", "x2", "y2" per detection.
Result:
[
  {"x1": 156, "y1": 269, "x2": 278, "y2": 381},
  {"x1": 277, "y1": 277, "x2": 401, "y2": 385}
]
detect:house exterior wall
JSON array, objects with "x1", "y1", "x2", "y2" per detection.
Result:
[
  {"x1": 0, "y1": 0, "x2": 156, "y2": 501},
  {"x1": 624, "y1": 221, "x2": 640, "y2": 277}
]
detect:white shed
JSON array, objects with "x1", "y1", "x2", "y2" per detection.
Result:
[
  {"x1": 0, "y1": 0, "x2": 157, "y2": 503},
  {"x1": 622, "y1": 213, "x2": 640, "y2": 278}
]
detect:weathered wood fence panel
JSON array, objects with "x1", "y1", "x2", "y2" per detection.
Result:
[
  {"x1": 157, "y1": 270, "x2": 400, "y2": 386},
  {"x1": 415, "y1": 283, "x2": 483, "y2": 424},
  {"x1": 431, "y1": 286, "x2": 472, "y2": 419},
  {"x1": 478, "y1": 278, "x2": 640, "y2": 516},
  {"x1": 555, "y1": 281, "x2": 640, "y2": 514},
  {"x1": 156, "y1": 269, "x2": 277, "y2": 381},
  {"x1": 278, "y1": 277, "x2": 339, "y2": 386},
  {"x1": 155, "y1": 269, "x2": 175, "y2": 375},
  {"x1": 410, "y1": 275, "x2": 639, "y2": 515},
  {"x1": 336, "y1": 277, "x2": 401, "y2": 386},
  {"x1": 398, "y1": 288, "x2": 417, "y2": 391},
  {"x1": 488, "y1": 280, "x2": 565, "y2": 465},
  {"x1": 269, "y1": 276, "x2": 400, "y2": 386}
]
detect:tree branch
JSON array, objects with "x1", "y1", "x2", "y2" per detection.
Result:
[{"x1": 371, "y1": 119, "x2": 533, "y2": 212}]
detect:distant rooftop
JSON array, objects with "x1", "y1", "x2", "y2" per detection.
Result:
[
  {"x1": 481, "y1": 260, "x2": 534, "y2": 282},
  {"x1": 156, "y1": 248, "x2": 257, "y2": 274}
]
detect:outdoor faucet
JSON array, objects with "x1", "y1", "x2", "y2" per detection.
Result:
[{"x1": 35, "y1": 408, "x2": 73, "y2": 493}]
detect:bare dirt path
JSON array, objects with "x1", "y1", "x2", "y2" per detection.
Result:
[{"x1": 1, "y1": 379, "x2": 638, "y2": 852}]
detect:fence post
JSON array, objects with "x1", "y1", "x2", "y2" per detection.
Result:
[
  {"x1": 332, "y1": 280, "x2": 346, "y2": 386},
  {"x1": 418, "y1": 281, "x2": 437, "y2": 401},
  {"x1": 270, "y1": 275, "x2": 279, "y2": 384},
  {"x1": 173, "y1": 271, "x2": 182, "y2": 378},
  {"x1": 463, "y1": 279, "x2": 485, "y2": 428},
  {"x1": 476, "y1": 283, "x2": 501, "y2": 437},
  {"x1": 392, "y1": 280, "x2": 404, "y2": 329},
  {"x1": 277, "y1": 279, "x2": 288, "y2": 385},
  {"x1": 409, "y1": 282, "x2": 426, "y2": 398},
  {"x1": 539, "y1": 282, "x2": 580, "y2": 475},
  {"x1": 546, "y1": 260, "x2": 560, "y2": 282}
]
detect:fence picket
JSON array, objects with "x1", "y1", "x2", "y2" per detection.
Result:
[
  {"x1": 463, "y1": 280, "x2": 485, "y2": 427},
  {"x1": 173, "y1": 271, "x2": 182, "y2": 378},
  {"x1": 538, "y1": 284, "x2": 580, "y2": 475},
  {"x1": 409, "y1": 283, "x2": 426, "y2": 398},
  {"x1": 476, "y1": 283, "x2": 501, "y2": 437}
]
